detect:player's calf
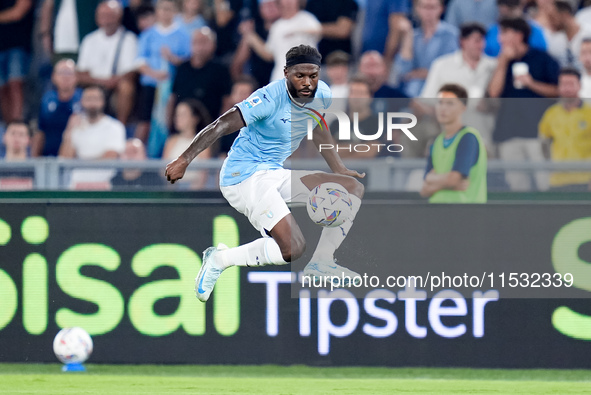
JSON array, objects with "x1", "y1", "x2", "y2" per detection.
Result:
[
  {"x1": 269, "y1": 214, "x2": 306, "y2": 262},
  {"x1": 281, "y1": 236, "x2": 306, "y2": 262}
]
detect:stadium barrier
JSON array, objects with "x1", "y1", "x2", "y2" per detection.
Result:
[
  {"x1": 1, "y1": 158, "x2": 591, "y2": 192},
  {"x1": 1, "y1": 200, "x2": 590, "y2": 368}
]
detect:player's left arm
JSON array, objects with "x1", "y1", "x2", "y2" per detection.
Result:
[{"x1": 312, "y1": 122, "x2": 365, "y2": 179}]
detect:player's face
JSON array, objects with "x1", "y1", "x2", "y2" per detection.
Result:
[
  {"x1": 435, "y1": 91, "x2": 465, "y2": 125},
  {"x1": 285, "y1": 64, "x2": 320, "y2": 99}
]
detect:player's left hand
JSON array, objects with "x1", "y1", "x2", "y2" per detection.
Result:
[
  {"x1": 338, "y1": 168, "x2": 366, "y2": 179},
  {"x1": 165, "y1": 156, "x2": 189, "y2": 184}
]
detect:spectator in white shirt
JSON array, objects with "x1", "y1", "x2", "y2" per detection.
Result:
[
  {"x1": 545, "y1": 0, "x2": 591, "y2": 69},
  {"x1": 77, "y1": 1, "x2": 138, "y2": 125},
  {"x1": 421, "y1": 23, "x2": 497, "y2": 148},
  {"x1": 575, "y1": 3, "x2": 591, "y2": 27},
  {"x1": 580, "y1": 38, "x2": 591, "y2": 99},
  {"x1": 240, "y1": 0, "x2": 321, "y2": 81},
  {"x1": 422, "y1": 24, "x2": 497, "y2": 99},
  {"x1": 59, "y1": 85, "x2": 126, "y2": 189}
]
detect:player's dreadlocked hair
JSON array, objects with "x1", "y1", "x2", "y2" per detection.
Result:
[{"x1": 285, "y1": 45, "x2": 322, "y2": 68}]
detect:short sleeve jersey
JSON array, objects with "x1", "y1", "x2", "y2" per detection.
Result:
[{"x1": 220, "y1": 79, "x2": 332, "y2": 186}]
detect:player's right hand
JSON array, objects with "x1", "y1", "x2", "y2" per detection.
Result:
[
  {"x1": 338, "y1": 168, "x2": 366, "y2": 179},
  {"x1": 165, "y1": 156, "x2": 189, "y2": 184}
]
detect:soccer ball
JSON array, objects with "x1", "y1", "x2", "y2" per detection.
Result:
[
  {"x1": 53, "y1": 327, "x2": 93, "y2": 364},
  {"x1": 307, "y1": 182, "x2": 353, "y2": 228}
]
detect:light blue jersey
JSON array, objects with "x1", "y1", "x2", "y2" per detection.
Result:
[{"x1": 220, "y1": 79, "x2": 332, "y2": 187}]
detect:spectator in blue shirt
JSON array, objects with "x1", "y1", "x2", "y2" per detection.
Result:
[
  {"x1": 445, "y1": 0, "x2": 499, "y2": 30},
  {"x1": 361, "y1": 0, "x2": 411, "y2": 70},
  {"x1": 135, "y1": 0, "x2": 191, "y2": 144},
  {"x1": 485, "y1": 0, "x2": 547, "y2": 57},
  {"x1": 33, "y1": 59, "x2": 82, "y2": 157},
  {"x1": 175, "y1": 0, "x2": 207, "y2": 36},
  {"x1": 396, "y1": 0, "x2": 459, "y2": 97}
]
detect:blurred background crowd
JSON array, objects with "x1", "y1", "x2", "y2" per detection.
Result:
[{"x1": 0, "y1": 0, "x2": 590, "y2": 192}]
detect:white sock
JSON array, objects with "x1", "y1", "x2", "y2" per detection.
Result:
[
  {"x1": 216, "y1": 237, "x2": 288, "y2": 269},
  {"x1": 310, "y1": 195, "x2": 361, "y2": 263}
]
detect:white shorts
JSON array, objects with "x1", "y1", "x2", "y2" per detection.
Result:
[{"x1": 220, "y1": 169, "x2": 323, "y2": 236}]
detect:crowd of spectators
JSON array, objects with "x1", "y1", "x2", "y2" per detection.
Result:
[{"x1": 0, "y1": 0, "x2": 590, "y2": 191}]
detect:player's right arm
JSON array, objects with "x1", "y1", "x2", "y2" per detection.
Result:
[{"x1": 165, "y1": 107, "x2": 245, "y2": 183}]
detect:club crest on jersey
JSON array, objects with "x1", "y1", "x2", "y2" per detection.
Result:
[{"x1": 245, "y1": 96, "x2": 262, "y2": 109}]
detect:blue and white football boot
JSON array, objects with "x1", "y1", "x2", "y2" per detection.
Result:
[
  {"x1": 302, "y1": 260, "x2": 362, "y2": 288},
  {"x1": 195, "y1": 243, "x2": 229, "y2": 302}
]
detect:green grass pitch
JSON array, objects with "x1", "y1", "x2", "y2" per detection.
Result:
[{"x1": 1, "y1": 364, "x2": 591, "y2": 394}]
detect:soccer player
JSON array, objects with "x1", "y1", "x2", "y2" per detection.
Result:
[
  {"x1": 420, "y1": 83, "x2": 487, "y2": 203},
  {"x1": 165, "y1": 45, "x2": 365, "y2": 302}
]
